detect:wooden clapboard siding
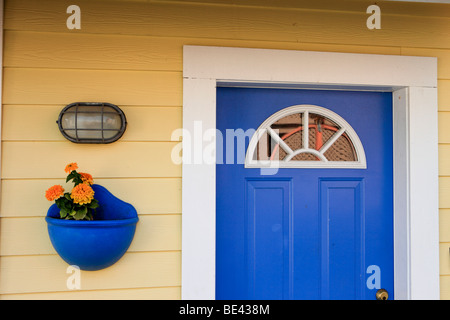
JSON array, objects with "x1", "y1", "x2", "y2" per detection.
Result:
[
  {"x1": 440, "y1": 145, "x2": 450, "y2": 296},
  {"x1": 440, "y1": 243, "x2": 450, "y2": 275},
  {"x1": 0, "y1": 286, "x2": 181, "y2": 300},
  {"x1": 440, "y1": 178, "x2": 450, "y2": 208},
  {"x1": 0, "y1": 214, "x2": 181, "y2": 256},
  {"x1": 150, "y1": 0, "x2": 450, "y2": 18},
  {"x1": 437, "y1": 53, "x2": 449, "y2": 295},
  {"x1": 1, "y1": 178, "x2": 181, "y2": 218},
  {"x1": 439, "y1": 146, "x2": 450, "y2": 177},
  {"x1": 2, "y1": 142, "x2": 181, "y2": 179},
  {"x1": 2, "y1": 68, "x2": 182, "y2": 106},
  {"x1": 439, "y1": 113, "x2": 450, "y2": 144},
  {"x1": 4, "y1": 0, "x2": 450, "y2": 49},
  {"x1": 4, "y1": 31, "x2": 404, "y2": 72},
  {"x1": 1, "y1": 105, "x2": 182, "y2": 142},
  {"x1": 3, "y1": 31, "x2": 184, "y2": 72},
  {"x1": 1, "y1": 0, "x2": 450, "y2": 299},
  {"x1": 0, "y1": 252, "x2": 181, "y2": 295},
  {"x1": 440, "y1": 209, "x2": 450, "y2": 241},
  {"x1": 441, "y1": 277, "x2": 450, "y2": 300},
  {"x1": 438, "y1": 80, "x2": 450, "y2": 111}
]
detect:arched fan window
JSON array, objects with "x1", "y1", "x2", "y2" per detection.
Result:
[{"x1": 245, "y1": 105, "x2": 366, "y2": 169}]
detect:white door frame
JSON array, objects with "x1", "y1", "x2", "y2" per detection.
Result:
[{"x1": 181, "y1": 46, "x2": 439, "y2": 300}]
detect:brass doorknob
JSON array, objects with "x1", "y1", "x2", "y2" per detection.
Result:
[{"x1": 376, "y1": 289, "x2": 389, "y2": 300}]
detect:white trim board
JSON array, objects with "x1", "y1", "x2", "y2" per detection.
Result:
[{"x1": 182, "y1": 45, "x2": 439, "y2": 300}]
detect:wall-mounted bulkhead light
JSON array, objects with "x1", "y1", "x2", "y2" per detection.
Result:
[{"x1": 57, "y1": 102, "x2": 127, "y2": 144}]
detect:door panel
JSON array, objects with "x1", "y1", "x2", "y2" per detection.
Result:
[
  {"x1": 319, "y1": 179, "x2": 364, "y2": 300},
  {"x1": 246, "y1": 179, "x2": 292, "y2": 300},
  {"x1": 215, "y1": 87, "x2": 393, "y2": 300}
]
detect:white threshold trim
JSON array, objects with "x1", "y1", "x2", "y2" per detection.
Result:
[{"x1": 182, "y1": 45, "x2": 439, "y2": 300}]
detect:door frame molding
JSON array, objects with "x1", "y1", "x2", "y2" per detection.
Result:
[{"x1": 181, "y1": 45, "x2": 439, "y2": 300}]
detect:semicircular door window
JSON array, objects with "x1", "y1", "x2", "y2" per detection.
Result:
[{"x1": 245, "y1": 105, "x2": 367, "y2": 169}]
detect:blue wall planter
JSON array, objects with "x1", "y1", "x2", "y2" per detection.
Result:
[{"x1": 46, "y1": 184, "x2": 138, "y2": 271}]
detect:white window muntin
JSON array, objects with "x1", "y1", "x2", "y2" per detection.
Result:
[{"x1": 245, "y1": 104, "x2": 367, "y2": 169}]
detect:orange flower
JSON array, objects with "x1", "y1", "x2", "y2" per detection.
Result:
[
  {"x1": 65, "y1": 162, "x2": 78, "y2": 173},
  {"x1": 79, "y1": 172, "x2": 94, "y2": 185},
  {"x1": 45, "y1": 185, "x2": 65, "y2": 201},
  {"x1": 71, "y1": 183, "x2": 95, "y2": 205}
]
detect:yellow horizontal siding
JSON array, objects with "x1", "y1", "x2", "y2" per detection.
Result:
[
  {"x1": 93, "y1": 0, "x2": 450, "y2": 17},
  {"x1": 3, "y1": 31, "x2": 183, "y2": 72},
  {"x1": 441, "y1": 276, "x2": 450, "y2": 300},
  {"x1": 440, "y1": 209, "x2": 450, "y2": 242},
  {"x1": 93, "y1": 0, "x2": 450, "y2": 18},
  {"x1": 5, "y1": 0, "x2": 450, "y2": 49},
  {"x1": 3, "y1": 68, "x2": 182, "y2": 106},
  {"x1": 439, "y1": 146, "x2": 450, "y2": 177},
  {"x1": 1, "y1": 178, "x2": 181, "y2": 218},
  {"x1": 439, "y1": 80, "x2": 450, "y2": 111},
  {"x1": 439, "y1": 113, "x2": 450, "y2": 144},
  {"x1": 2, "y1": 142, "x2": 181, "y2": 179},
  {"x1": 0, "y1": 287, "x2": 181, "y2": 300},
  {"x1": 4, "y1": 30, "x2": 405, "y2": 72},
  {"x1": 440, "y1": 243, "x2": 450, "y2": 275},
  {"x1": 0, "y1": 252, "x2": 181, "y2": 295},
  {"x1": 440, "y1": 178, "x2": 450, "y2": 208}
]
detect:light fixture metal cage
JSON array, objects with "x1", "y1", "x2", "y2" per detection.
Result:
[{"x1": 57, "y1": 102, "x2": 127, "y2": 144}]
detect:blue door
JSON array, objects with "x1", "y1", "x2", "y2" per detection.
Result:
[{"x1": 216, "y1": 88, "x2": 393, "y2": 300}]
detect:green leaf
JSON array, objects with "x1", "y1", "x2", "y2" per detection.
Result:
[
  {"x1": 73, "y1": 207, "x2": 88, "y2": 220},
  {"x1": 73, "y1": 179, "x2": 83, "y2": 187},
  {"x1": 73, "y1": 207, "x2": 87, "y2": 220},
  {"x1": 59, "y1": 208, "x2": 68, "y2": 218},
  {"x1": 88, "y1": 200, "x2": 99, "y2": 209},
  {"x1": 66, "y1": 172, "x2": 75, "y2": 183},
  {"x1": 55, "y1": 197, "x2": 64, "y2": 209},
  {"x1": 68, "y1": 171, "x2": 83, "y2": 186},
  {"x1": 64, "y1": 202, "x2": 73, "y2": 210}
]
